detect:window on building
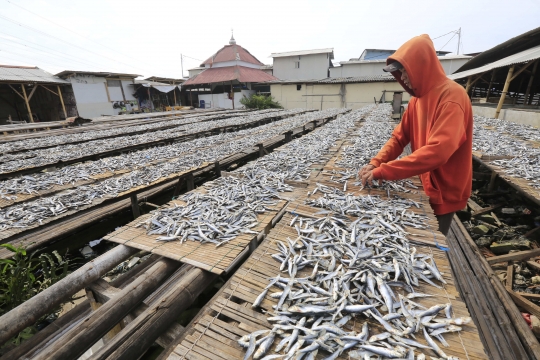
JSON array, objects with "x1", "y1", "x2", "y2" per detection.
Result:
[
  {"x1": 297, "y1": 84, "x2": 302, "y2": 91},
  {"x1": 107, "y1": 79, "x2": 121, "y2": 87},
  {"x1": 294, "y1": 61, "x2": 300, "y2": 69}
]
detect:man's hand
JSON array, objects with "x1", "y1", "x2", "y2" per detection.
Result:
[
  {"x1": 358, "y1": 164, "x2": 375, "y2": 179},
  {"x1": 361, "y1": 169, "x2": 375, "y2": 187}
]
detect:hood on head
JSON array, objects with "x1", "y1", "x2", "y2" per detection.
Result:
[{"x1": 386, "y1": 34, "x2": 448, "y2": 97}]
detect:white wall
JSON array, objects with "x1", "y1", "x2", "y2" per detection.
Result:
[
  {"x1": 272, "y1": 53, "x2": 330, "y2": 80},
  {"x1": 68, "y1": 75, "x2": 135, "y2": 118},
  {"x1": 271, "y1": 81, "x2": 410, "y2": 110},
  {"x1": 198, "y1": 90, "x2": 255, "y2": 109},
  {"x1": 473, "y1": 105, "x2": 540, "y2": 128}
]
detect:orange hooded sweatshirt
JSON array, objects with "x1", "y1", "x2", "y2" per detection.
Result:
[{"x1": 370, "y1": 35, "x2": 472, "y2": 215}]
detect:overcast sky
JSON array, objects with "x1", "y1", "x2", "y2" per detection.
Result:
[{"x1": 0, "y1": 0, "x2": 539, "y2": 79}]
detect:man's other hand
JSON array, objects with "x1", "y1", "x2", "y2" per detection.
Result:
[{"x1": 358, "y1": 164, "x2": 375, "y2": 179}]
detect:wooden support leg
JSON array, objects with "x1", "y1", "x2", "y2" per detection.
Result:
[
  {"x1": 186, "y1": 172, "x2": 194, "y2": 191},
  {"x1": 130, "y1": 194, "x2": 140, "y2": 219},
  {"x1": 257, "y1": 143, "x2": 269, "y2": 157},
  {"x1": 302, "y1": 125, "x2": 306, "y2": 134},
  {"x1": 172, "y1": 178, "x2": 183, "y2": 197},
  {"x1": 311, "y1": 120, "x2": 317, "y2": 130},
  {"x1": 214, "y1": 161, "x2": 221, "y2": 177},
  {"x1": 488, "y1": 171, "x2": 498, "y2": 192},
  {"x1": 284, "y1": 131, "x2": 293, "y2": 143}
]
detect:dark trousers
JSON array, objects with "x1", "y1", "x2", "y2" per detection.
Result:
[{"x1": 436, "y1": 212, "x2": 455, "y2": 236}]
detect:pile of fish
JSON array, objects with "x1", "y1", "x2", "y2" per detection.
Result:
[
  {"x1": 0, "y1": 109, "x2": 307, "y2": 173},
  {"x1": 137, "y1": 174, "x2": 293, "y2": 245},
  {"x1": 235, "y1": 107, "x2": 374, "y2": 181},
  {"x1": 0, "y1": 109, "x2": 320, "y2": 202},
  {"x1": 473, "y1": 115, "x2": 540, "y2": 189},
  {"x1": 331, "y1": 105, "x2": 418, "y2": 193},
  {"x1": 0, "y1": 109, "x2": 347, "y2": 231},
  {"x1": 0, "y1": 109, "x2": 266, "y2": 154},
  {"x1": 241, "y1": 183, "x2": 468, "y2": 359}
]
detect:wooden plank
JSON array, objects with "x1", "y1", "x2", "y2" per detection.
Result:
[{"x1": 487, "y1": 248, "x2": 540, "y2": 264}]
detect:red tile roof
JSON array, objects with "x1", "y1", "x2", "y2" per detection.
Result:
[
  {"x1": 202, "y1": 44, "x2": 264, "y2": 66},
  {"x1": 183, "y1": 66, "x2": 277, "y2": 85}
]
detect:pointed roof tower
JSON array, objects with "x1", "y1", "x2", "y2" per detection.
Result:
[{"x1": 229, "y1": 29, "x2": 236, "y2": 45}]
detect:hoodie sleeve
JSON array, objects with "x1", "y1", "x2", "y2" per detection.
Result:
[
  {"x1": 369, "y1": 107, "x2": 411, "y2": 167},
  {"x1": 372, "y1": 102, "x2": 466, "y2": 180}
]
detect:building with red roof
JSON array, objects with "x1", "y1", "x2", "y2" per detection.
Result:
[{"x1": 183, "y1": 35, "x2": 277, "y2": 109}]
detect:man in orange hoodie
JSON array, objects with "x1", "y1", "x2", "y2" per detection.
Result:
[{"x1": 359, "y1": 35, "x2": 473, "y2": 236}]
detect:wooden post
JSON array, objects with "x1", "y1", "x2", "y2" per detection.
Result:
[
  {"x1": 257, "y1": 143, "x2": 265, "y2": 157},
  {"x1": 284, "y1": 131, "x2": 293, "y2": 143},
  {"x1": 173, "y1": 85, "x2": 177, "y2": 106},
  {"x1": 495, "y1": 65, "x2": 515, "y2": 119},
  {"x1": 488, "y1": 171, "x2": 498, "y2": 192},
  {"x1": 486, "y1": 69, "x2": 496, "y2": 102},
  {"x1": 464, "y1": 76, "x2": 472, "y2": 94},
  {"x1": 524, "y1": 60, "x2": 539, "y2": 105},
  {"x1": 514, "y1": 76, "x2": 525, "y2": 105},
  {"x1": 32, "y1": 259, "x2": 180, "y2": 360},
  {"x1": 57, "y1": 86, "x2": 68, "y2": 119},
  {"x1": 214, "y1": 161, "x2": 221, "y2": 177},
  {"x1": 21, "y1": 84, "x2": 33, "y2": 123},
  {"x1": 186, "y1": 172, "x2": 194, "y2": 191},
  {"x1": 88, "y1": 266, "x2": 216, "y2": 360},
  {"x1": 130, "y1": 194, "x2": 140, "y2": 219},
  {"x1": 231, "y1": 82, "x2": 234, "y2": 109},
  {"x1": 311, "y1": 120, "x2": 317, "y2": 130},
  {"x1": 0, "y1": 245, "x2": 139, "y2": 345},
  {"x1": 173, "y1": 178, "x2": 183, "y2": 197}
]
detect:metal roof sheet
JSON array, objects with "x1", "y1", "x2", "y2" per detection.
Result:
[
  {"x1": 55, "y1": 70, "x2": 141, "y2": 79},
  {"x1": 0, "y1": 65, "x2": 69, "y2": 84},
  {"x1": 270, "y1": 48, "x2": 334, "y2": 58},
  {"x1": 266, "y1": 74, "x2": 396, "y2": 85},
  {"x1": 183, "y1": 66, "x2": 278, "y2": 86},
  {"x1": 448, "y1": 45, "x2": 540, "y2": 80},
  {"x1": 340, "y1": 55, "x2": 471, "y2": 65}
]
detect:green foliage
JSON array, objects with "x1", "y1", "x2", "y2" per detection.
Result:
[
  {"x1": 240, "y1": 94, "x2": 283, "y2": 110},
  {"x1": 0, "y1": 244, "x2": 71, "y2": 348}
]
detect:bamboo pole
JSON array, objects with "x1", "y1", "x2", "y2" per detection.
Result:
[
  {"x1": 495, "y1": 65, "x2": 515, "y2": 119},
  {"x1": 524, "y1": 60, "x2": 539, "y2": 105},
  {"x1": 486, "y1": 69, "x2": 497, "y2": 102},
  {"x1": 0, "y1": 245, "x2": 138, "y2": 346},
  {"x1": 32, "y1": 258, "x2": 180, "y2": 360},
  {"x1": 57, "y1": 85, "x2": 68, "y2": 119},
  {"x1": 464, "y1": 76, "x2": 472, "y2": 94},
  {"x1": 21, "y1": 84, "x2": 33, "y2": 123},
  {"x1": 88, "y1": 266, "x2": 216, "y2": 360}
]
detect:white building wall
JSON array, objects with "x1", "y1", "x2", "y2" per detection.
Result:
[
  {"x1": 198, "y1": 90, "x2": 255, "y2": 109},
  {"x1": 272, "y1": 53, "x2": 330, "y2": 80},
  {"x1": 68, "y1": 75, "x2": 135, "y2": 118},
  {"x1": 271, "y1": 81, "x2": 410, "y2": 110}
]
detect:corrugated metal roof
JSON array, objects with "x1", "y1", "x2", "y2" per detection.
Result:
[
  {"x1": 448, "y1": 45, "x2": 540, "y2": 80},
  {"x1": 0, "y1": 65, "x2": 69, "y2": 84},
  {"x1": 56, "y1": 70, "x2": 141, "y2": 79},
  {"x1": 317, "y1": 75, "x2": 395, "y2": 83},
  {"x1": 270, "y1": 48, "x2": 334, "y2": 58},
  {"x1": 183, "y1": 66, "x2": 278, "y2": 86},
  {"x1": 266, "y1": 74, "x2": 396, "y2": 85},
  {"x1": 202, "y1": 45, "x2": 263, "y2": 66},
  {"x1": 340, "y1": 55, "x2": 471, "y2": 65}
]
